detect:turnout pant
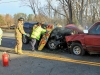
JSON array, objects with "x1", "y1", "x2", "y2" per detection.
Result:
[{"x1": 14, "y1": 38, "x2": 22, "y2": 52}]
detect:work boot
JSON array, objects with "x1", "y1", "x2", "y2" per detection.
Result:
[
  {"x1": 14, "y1": 49, "x2": 18, "y2": 54},
  {"x1": 18, "y1": 50, "x2": 23, "y2": 55}
]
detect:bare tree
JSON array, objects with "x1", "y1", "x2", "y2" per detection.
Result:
[
  {"x1": 20, "y1": 0, "x2": 100, "y2": 26},
  {"x1": 5, "y1": 14, "x2": 14, "y2": 29},
  {"x1": 47, "y1": 0, "x2": 73, "y2": 24},
  {"x1": 64, "y1": 0, "x2": 73, "y2": 23},
  {"x1": 21, "y1": 0, "x2": 38, "y2": 21},
  {"x1": 0, "y1": 15, "x2": 5, "y2": 26}
]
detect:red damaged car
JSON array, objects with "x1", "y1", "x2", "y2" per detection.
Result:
[
  {"x1": 65, "y1": 22, "x2": 100, "y2": 56},
  {"x1": 47, "y1": 24, "x2": 83, "y2": 50}
]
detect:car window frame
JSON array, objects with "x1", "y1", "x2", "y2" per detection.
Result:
[{"x1": 89, "y1": 24, "x2": 100, "y2": 35}]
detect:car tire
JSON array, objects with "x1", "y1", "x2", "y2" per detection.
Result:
[
  {"x1": 70, "y1": 43, "x2": 85, "y2": 56},
  {"x1": 47, "y1": 39, "x2": 57, "y2": 50},
  {"x1": 22, "y1": 35, "x2": 29, "y2": 44}
]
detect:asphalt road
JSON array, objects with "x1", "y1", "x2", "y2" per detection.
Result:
[{"x1": 0, "y1": 32, "x2": 100, "y2": 75}]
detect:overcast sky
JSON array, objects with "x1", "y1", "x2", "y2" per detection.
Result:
[{"x1": 0, "y1": 0, "x2": 39, "y2": 15}]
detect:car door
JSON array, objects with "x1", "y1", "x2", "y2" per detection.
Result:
[
  {"x1": 84, "y1": 23, "x2": 100, "y2": 52},
  {"x1": 24, "y1": 22, "x2": 30, "y2": 33}
]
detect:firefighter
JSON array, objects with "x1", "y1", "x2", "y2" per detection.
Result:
[
  {"x1": 0, "y1": 28, "x2": 3, "y2": 45},
  {"x1": 30, "y1": 22, "x2": 46, "y2": 51},
  {"x1": 14, "y1": 17, "x2": 26, "y2": 54}
]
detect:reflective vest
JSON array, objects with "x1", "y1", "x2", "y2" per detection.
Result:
[{"x1": 31, "y1": 26, "x2": 46, "y2": 40}]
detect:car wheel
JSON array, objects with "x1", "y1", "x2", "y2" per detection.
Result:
[
  {"x1": 70, "y1": 43, "x2": 85, "y2": 56},
  {"x1": 47, "y1": 39, "x2": 57, "y2": 50},
  {"x1": 22, "y1": 35, "x2": 29, "y2": 44}
]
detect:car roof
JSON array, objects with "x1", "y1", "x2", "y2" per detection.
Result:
[{"x1": 65, "y1": 24, "x2": 83, "y2": 33}]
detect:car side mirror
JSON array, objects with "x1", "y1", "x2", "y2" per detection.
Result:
[{"x1": 83, "y1": 30, "x2": 88, "y2": 33}]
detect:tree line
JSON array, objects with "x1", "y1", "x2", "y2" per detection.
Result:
[
  {"x1": 0, "y1": 0, "x2": 100, "y2": 28},
  {"x1": 21, "y1": 0, "x2": 100, "y2": 27},
  {"x1": 0, "y1": 13, "x2": 35, "y2": 27},
  {"x1": 0, "y1": 12, "x2": 53, "y2": 28}
]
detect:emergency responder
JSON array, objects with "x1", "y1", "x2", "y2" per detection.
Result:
[
  {"x1": 0, "y1": 28, "x2": 3, "y2": 45},
  {"x1": 14, "y1": 17, "x2": 26, "y2": 54},
  {"x1": 30, "y1": 22, "x2": 46, "y2": 51}
]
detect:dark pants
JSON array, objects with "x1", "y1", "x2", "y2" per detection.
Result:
[
  {"x1": 35, "y1": 39, "x2": 39, "y2": 50},
  {"x1": 30, "y1": 38, "x2": 39, "y2": 50}
]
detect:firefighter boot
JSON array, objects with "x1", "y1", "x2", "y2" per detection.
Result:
[
  {"x1": 14, "y1": 49, "x2": 18, "y2": 54},
  {"x1": 18, "y1": 50, "x2": 23, "y2": 55},
  {"x1": 14, "y1": 46, "x2": 18, "y2": 54}
]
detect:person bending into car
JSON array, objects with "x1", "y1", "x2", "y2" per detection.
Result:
[{"x1": 30, "y1": 22, "x2": 46, "y2": 51}]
